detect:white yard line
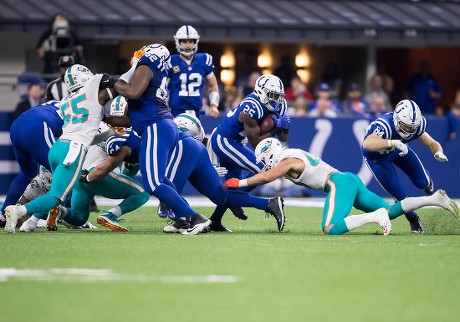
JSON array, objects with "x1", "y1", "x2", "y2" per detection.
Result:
[{"x1": 0, "y1": 268, "x2": 239, "y2": 284}]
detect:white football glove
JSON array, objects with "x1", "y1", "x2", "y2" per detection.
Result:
[
  {"x1": 388, "y1": 140, "x2": 408, "y2": 157},
  {"x1": 434, "y1": 151, "x2": 448, "y2": 162},
  {"x1": 215, "y1": 166, "x2": 228, "y2": 177}
]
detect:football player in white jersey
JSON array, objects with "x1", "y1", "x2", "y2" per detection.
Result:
[
  {"x1": 168, "y1": 25, "x2": 220, "y2": 118},
  {"x1": 4, "y1": 64, "x2": 117, "y2": 233},
  {"x1": 224, "y1": 138, "x2": 459, "y2": 236}
]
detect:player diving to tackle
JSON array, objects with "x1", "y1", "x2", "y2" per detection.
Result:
[
  {"x1": 162, "y1": 113, "x2": 285, "y2": 232},
  {"x1": 224, "y1": 138, "x2": 459, "y2": 235}
]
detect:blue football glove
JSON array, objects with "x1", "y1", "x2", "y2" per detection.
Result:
[{"x1": 271, "y1": 114, "x2": 291, "y2": 130}]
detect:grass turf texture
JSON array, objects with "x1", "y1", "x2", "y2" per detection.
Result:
[{"x1": 2, "y1": 206, "x2": 460, "y2": 322}]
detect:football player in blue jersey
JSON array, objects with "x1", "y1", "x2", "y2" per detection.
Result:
[
  {"x1": 362, "y1": 99, "x2": 449, "y2": 234},
  {"x1": 167, "y1": 25, "x2": 220, "y2": 118},
  {"x1": 0, "y1": 100, "x2": 63, "y2": 228},
  {"x1": 209, "y1": 74, "x2": 291, "y2": 228},
  {"x1": 162, "y1": 113, "x2": 285, "y2": 232},
  {"x1": 114, "y1": 44, "x2": 211, "y2": 235}
]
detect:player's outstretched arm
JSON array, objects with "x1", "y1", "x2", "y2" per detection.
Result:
[
  {"x1": 418, "y1": 132, "x2": 448, "y2": 161},
  {"x1": 84, "y1": 147, "x2": 131, "y2": 181},
  {"x1": 225, "y1": 159, "x2": 293, "y2": 188},
  {"x1": 362, "y1": 133, "x2": 393, "y2": 151}
]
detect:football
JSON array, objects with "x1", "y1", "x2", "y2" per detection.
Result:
[{"x1": 259, "y1": 114, "x2": 276, "y2": 135}]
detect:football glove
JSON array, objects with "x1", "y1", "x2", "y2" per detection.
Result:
[
  {"x1": 434, "y1": 151, "x2": 448, "y2": 162},
  {"x1": 224, "y1": 178, "x2": 240, "y2": 189},
  {"x1": 388, "y1": 140, "x2": 408, "y2": 157},
  {"x1": 100, "y1": 73, "x2": 116, "y2": 89},
  {"x1": 271, "y1": 115, "x2": 291, "y2": 130},
  {"x1": 130, "y1": 49, "x2": 145, "y2": 66},
  {"x1": 79, "y1": 169, "x2": 90, "y2": 183},
  {"x1": 214, "y1": 166, "x2": 228, "y2": 177}
]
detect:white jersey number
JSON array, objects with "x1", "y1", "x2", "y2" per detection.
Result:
[{"x1": 179, "y1": 73, "x2": 202, "y2": 97}]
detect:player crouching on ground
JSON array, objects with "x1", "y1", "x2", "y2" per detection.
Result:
[{"x1": 224, "y1": 138, "x2": 459, "y2": 235}]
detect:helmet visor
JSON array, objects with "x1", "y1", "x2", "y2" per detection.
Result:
[{"x1": 399, "y1": 122, "x2": 417, "y2": 134}]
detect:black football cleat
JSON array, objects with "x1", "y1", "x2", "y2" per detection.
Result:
[
  {"x1": 229, "y1": 206, "x2": 248, "y2": 220},
  {"x1": 424, "y1": 178, "x2": 434, "y2": 195},
  {"x1": 409, "y1": 215, "x2": 425, "y2": 234},
  {"x1": 266, "y1": 196, "x2": 286, "y2": 231}
]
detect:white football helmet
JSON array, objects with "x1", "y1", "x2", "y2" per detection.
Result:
[
  {"x1": 254, "y1": 74, "x2": 285, "y2": 112},
  {"x1": 255, "y1": 138, "x2": 285, "y2": 171},
  {"x1": 174, "y1": 113, "x2": 205, "y2": 142},
  {"x1": 110, "y1": 95, "x2": 127, "y2": 116},
  {"x1": 393, "y1": 99, "x2": 422, "y2": 139},
  {"x1": 64, "y1": 64, "x2": 93, "y2": 92},
  {"x1": 173, "y1": 25, "x2": 200, "y2": 57},
  {"x1": 143, "y1": 43, "x2": 171, "y2": 68}
]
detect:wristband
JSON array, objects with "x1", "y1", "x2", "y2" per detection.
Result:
[
  {"x1": 239, "y1": 179, "x2": 248, "y2": 187},
  {"x1": 209, "y1": 91, "x2": 220, "y2": 107}
]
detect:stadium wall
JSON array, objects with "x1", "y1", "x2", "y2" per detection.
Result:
[{"x1": 0, "y1": 113, "x2": 458, "y2": 198}]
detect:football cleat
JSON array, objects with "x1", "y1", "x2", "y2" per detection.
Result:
[
  {"x1": 434, "y1": 189, "x2": 460, "y2": 218},
  {"x1": 182, "y1": 213, "x2": 211, "y2": 235},
  {"x1": 424, "y1": 178, "x2": 434, "y2": 195},
  {"x1": 19, "y1": 218, "x2": 37, "y2": 233},
  {"x1": 229, "y1": 206, "x2": 248, "y2": 221},
  {"x1": 0, "y1": 212, "x2": 6, "y2": 228},
  {"x1": 266, "y1": 196, "x2": 286, "y2": 231},
  {"x1": 4, "y1": 205, "x2": 21, "y2": 233},
  {"x1": 97, "y1": 212, "x2": 128, "y2": 232},
  {"x1": 47, "y1": 206, "x2": 61, "y2": 231},
  {"x1": 81, "y1": 221, "x2": 98, "y2": 229},
  {"x1": 210, "y1": 222, "x2": 233, "y2": 233},
  {"x1": 409, "y1": 215, "x2": 425, "y2": 234},
  {"x1": 374, "y1": 208, "x2": 392, "y2": 236},
  {"x1": 163, "y1": 218, "x2": 191, "y2": 234},
  {"x1": 157, "y1": 201, "x2": 172, "y2": 218}
]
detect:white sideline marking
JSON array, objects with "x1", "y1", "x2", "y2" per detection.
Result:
[{"x1": 0, "y1": 268, "x2": 239, "y2": 284}]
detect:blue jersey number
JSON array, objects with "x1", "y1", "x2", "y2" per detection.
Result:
[{"x1": 179, "y1": 73, "x2": 202, "y2": 97}]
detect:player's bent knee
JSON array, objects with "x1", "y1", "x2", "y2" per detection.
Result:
[{"x1": 323, "y1": 224, "x2": 333, "y2": 235}]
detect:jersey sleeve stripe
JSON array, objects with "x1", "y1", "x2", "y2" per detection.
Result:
[
  {"x1": 245, "y1": 97, "x2": 264, "y2": 119},
  {"x1": 375, "y1": 119, "x2": 391, "y2": 138}
]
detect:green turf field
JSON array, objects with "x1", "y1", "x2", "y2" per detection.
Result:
[{"x1": 2, "y1": 206, "x2": 460, "y2": 322}]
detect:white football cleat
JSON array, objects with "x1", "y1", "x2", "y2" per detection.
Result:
[
  {"x1": 4, "y1": 205, "x2": 20, "y2": 233},
  {"x1": 19, "y1": 218, "x2": 37, "y2": 233},
  {"x1": 36, "y1": 219, "x2": 47, "y2": 228},
  {"x1": 375, "y1": 208, "x2": 391, "y2": 236},
  {"x1": 433, "y1": 189, "x2": 459, "y2": 218}
]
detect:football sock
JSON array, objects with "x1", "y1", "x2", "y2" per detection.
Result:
[
  {"x1": 226, "y1": 190, "x2": 268, "y2": 210},
  {"x1": 108, "y1": 206, "x2": 122, "y2": 217},
  {"x1": 388, "y1": 202, "x2": 404, "y2": 220},
  {"x1": 400, "y1": 195, "x2": 438, "y2": 213},
  {"x1": 153, "y1": 184, "x2": 196, "y2": 218},
  {"x1": 1, "y1": 172, "x2": 32, "y2": 213},
  {"x1": 116, "y1": 191, "x2": 149, "y2": 216}
]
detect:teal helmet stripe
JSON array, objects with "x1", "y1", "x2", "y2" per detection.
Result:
[
  {"x1": 179, "y1": 113, "x2": 201, "y2": 130},
  {"x1": 67, "y1": 67, "x2": 75, "y2": 86},
  {"x1": 114, "y1": 96, "x2": 121, "y2": 111}
]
